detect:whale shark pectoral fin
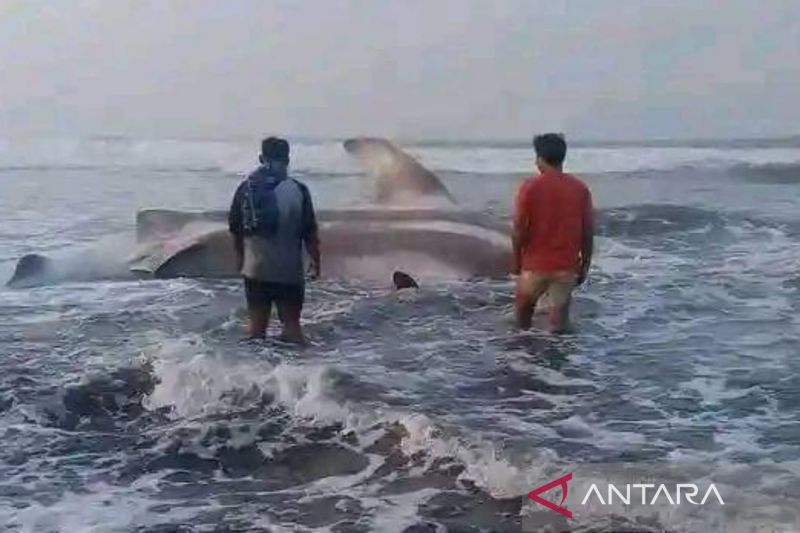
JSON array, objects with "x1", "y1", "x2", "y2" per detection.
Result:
[
  {"x1": 343, "y1": 137, "x2": 455, "y2": 206},
  {"x1": 136, "y1": 209, "x2": 229, "y2": 242},
  {"x1": 148, "y1": 229, "x2": 238, "y2": 279},
  {"x1": 7, "y1": 253, "x2": 53, "y2": 287}
]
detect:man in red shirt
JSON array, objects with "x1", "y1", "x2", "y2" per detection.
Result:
[{"x1": 512, "y1": 133, "x2": 594, "y2": 333}]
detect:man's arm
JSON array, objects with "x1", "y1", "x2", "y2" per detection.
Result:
[
  {"x1": 228, "y1": 184, "x2": 245, "y2": 272},
  {"x1": 577, "y1": 189, "x2": 594, "y2": 285},
  {"x1": 511, "y1": 182, "x2": 530, "y2": 275},
  {"x1": 299, "y1": 183, "x2": 321, "y2": 278}
]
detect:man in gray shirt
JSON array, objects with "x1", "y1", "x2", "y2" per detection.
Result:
[{"x1": 228, "y1": 137, "x2": 320, "y2": 344}]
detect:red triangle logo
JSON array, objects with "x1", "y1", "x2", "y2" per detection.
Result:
[{"x1": 527, "y1": 472, "x2": 573, "y2": 518}]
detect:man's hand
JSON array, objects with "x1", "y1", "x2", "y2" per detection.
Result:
[
  {"x1": 576, "y1": 262, "x2": 590, "y2": 286},
  {"x1": 305, "y1": 237, "x2": 321, "y2": 281},
  {"x1": 578, "y1": 197, "x2": 594, "y2": 287}
]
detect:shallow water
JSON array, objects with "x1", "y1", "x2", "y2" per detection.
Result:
[{"x1": 1, "y1": 138, "x2": 799, "y2": 532}]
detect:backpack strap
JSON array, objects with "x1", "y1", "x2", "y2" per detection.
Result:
[
  {"x1": 245, "y1": 174, "x2": 258, "y2": 230},
  {"x1": 242, "y1": 169, "x2": 284, "y2": 236}
]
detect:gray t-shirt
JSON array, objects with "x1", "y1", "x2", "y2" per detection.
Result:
[{"x1": 229, "y1": 171, "x2": 317, "y2": 285}]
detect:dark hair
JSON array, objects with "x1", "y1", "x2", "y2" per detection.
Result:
[
  {"x1": 393, "y1": 270, "x2": 419, "y2": 290},
  {"x1": 533, "y1": 133, "x2": 567, "y2": 166},
  {"x1": 261, "y1": 137, "x2": 290, "y2": 163}
]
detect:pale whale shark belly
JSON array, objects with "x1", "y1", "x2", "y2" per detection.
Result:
[{"x1": 128, "y1": 209, "x2": 511, "y2": 282}]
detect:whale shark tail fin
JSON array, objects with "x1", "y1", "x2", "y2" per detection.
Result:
[
  {"x1": 7, "y1": 253, "x2": 52, "y2": 287},
  {"x1": 343, "y1": 137, "x2": 455, "y2": 207}
]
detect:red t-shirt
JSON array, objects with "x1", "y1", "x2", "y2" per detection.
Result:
[{"x1": 514, "y1": 171, "x2": 593, "y2": 273}]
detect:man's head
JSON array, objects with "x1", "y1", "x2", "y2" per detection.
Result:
[
  {"x1": 533, "y1": 133, "x2": 567, "y2": 173},
  {"x1": 260, "y1": 137, "x2": 290, "y2": 165},
  {"x1": 393, "y1": 270, "x2": 419, "y2": 290}
]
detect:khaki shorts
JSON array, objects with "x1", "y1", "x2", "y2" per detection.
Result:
[{"x1": 516, "y1": 270, "x2": 577, "y2": 308}]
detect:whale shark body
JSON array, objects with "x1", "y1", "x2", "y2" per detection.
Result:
[{"x1": 7, "y1": 138, "x2": 512, "y2": 287}]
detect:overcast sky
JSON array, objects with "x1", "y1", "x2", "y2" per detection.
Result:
[{"x1": 1, "y1": 0, "x2": 799, "y2": 140}]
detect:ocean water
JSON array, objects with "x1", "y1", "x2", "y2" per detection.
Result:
[{"x1": 0, "y1": 137, "x2": 799, "y2": 532}]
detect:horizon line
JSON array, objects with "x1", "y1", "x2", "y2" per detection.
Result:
[{"x1": 1, "y1": 131, "x2": 799, "y2": 148}]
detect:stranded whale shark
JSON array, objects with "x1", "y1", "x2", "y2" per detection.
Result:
[{"x1": 7, "y1": 138, "x2": 512, "y2": 287}]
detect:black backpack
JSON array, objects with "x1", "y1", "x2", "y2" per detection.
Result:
[{"x1": 241, "y1": 169, "x2": 283, "y2": 238}]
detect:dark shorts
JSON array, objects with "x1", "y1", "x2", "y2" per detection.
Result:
[{"x1": 244, "y1": 278, "x2": 305, "y2": 308}]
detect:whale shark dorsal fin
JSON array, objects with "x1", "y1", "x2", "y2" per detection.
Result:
[{"x1": 343, "y1": 137, "x2": 456, "y2": 206}]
